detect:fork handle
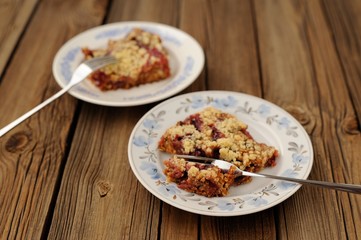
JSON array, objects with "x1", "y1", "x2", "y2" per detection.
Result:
[
  {"x1": 244, "y1": 171, "x2": 361, "y2": 194},
  {"x1": 0, "y1": 86, "x2": 71, "y2": 137}
]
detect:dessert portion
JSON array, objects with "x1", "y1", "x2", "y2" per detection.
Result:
[
  {"x1": 82, "y1": 28, "x2": 170, "y2": 91},
  {"x1": 164, "y1": 156, "x2": 237, "y2": 197},
  {"x1": 159, "y1": 107, "x2": 279, "y2": 197}
]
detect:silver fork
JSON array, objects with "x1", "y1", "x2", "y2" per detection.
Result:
[
  {"x1": 0, "y1": 56, "x2": 117, "y2": 137},
  {"x1": 175, "y1": 154, "x2": 361, "y2": 194}
]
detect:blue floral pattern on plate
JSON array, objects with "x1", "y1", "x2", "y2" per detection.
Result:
[{"x1": 128, "y1": 91, "x2": 313, "y2": 216}]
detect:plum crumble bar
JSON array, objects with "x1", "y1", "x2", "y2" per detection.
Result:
[
  {"x1": 159, "y1": 107, "x2": 279, "y2": 197},
  {"x1": 82, "y1": 28, "x2": 170, "y2": 91}
]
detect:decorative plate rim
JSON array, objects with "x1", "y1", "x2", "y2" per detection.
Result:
[
  {"x1": 128, "y1": 90, "x2": 314, "y2": 216},
  {"x1": 52, "y1": 21, "x2": 205, "y2": 106}
]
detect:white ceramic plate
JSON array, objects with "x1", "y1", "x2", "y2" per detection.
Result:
[
  {"x1": 128, "y1": 91, "x2": 313, "y2": 216},
  {"x1": 52, "y1": 22, "x2": 204, "y2": 106}
]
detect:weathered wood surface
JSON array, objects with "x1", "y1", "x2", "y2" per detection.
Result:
[
  {"x1": 0, "y1": 0, "x2": 360, "y2": 239},
  {"x1": 0, "y1": 0, "x2": 38, "y2": 75},
  {"x1": 0, "y1": 0, "x2": 108, "y2": 239}
]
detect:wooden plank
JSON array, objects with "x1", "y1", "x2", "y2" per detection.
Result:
[
  {"x1": 0, "y1": 0, "x2": 109, "y2": 239},
  {"x1": 254, "y1": 0, "x2": 360, "y2": 239},
  {"x1": 106, "y1": 0, "x2": 178, "y2": 24},
  {"x1": 204, "y1": 0, "x2": 262, "y2": 96},
  {"x1": 48, "y1": 105, "x2": 159, "y2": 239},
  {"x1": 0, "y1": 0, "x2": 38, "y2": 75},
  {"x1": 312, "y1": 1, "x2": 361, "y2": 238},
  {"x1": 179, "y1": 0, "x2": 277, "y2": 239},
  {"x1": 201, "y1": 210, "x2": 276, "y2": 240},
  {"x1": 322, "y1": 0, "x2": 361, "y2": 123},
  {"x1": 47, "y1": 0, "x2": 196, "y2": 239},
  {"x1": 112, "y1": 0, "x2": 202, "y2": 239},
  {"x1": 178, "y1": 0, "x2": 207, "y2": 93},
  {"x1": 158, "y1": 1, "x2": 208, "y2": 239}
]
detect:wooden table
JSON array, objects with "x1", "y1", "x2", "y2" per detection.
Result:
[{"x1": 0, "y1": 0, "x2": 360, "y2": 239}]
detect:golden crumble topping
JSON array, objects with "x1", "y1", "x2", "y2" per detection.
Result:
[
  {"x1": 82, "y1": 28, "x2": 170, "y2": 90},
  {"x1": 159, "y1": 107, "x2": 278, "y2": 171}
]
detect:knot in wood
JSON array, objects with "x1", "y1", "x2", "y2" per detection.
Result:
[
  {"x1": 97, "y1": 180, "x2": 112, "y2": 197},
  {"x1": 341, "y1": 117, "x2": 360, "y2": 135},
  {"x1": 5, "y1": 131, "x2": 32, "y2": 153},
  {"x1": 285, "y1": 105, "x2": 310, "y2": 125}
]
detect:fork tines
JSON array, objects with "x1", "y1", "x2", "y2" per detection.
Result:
[{"x1": 86, "y1": 55, "x2": 117, "y2": 69}]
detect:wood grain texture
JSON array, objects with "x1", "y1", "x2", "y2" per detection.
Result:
[
  {"x1": 106, "y1": 0, "x2": 179, "y2": 24},
  {"x1": 48, "y1": 105, "x2": 157, "y2": 239},
  {"x1": 200, "y1": 210, "x2": 276, "y2": 240},
  {"x1": 48, "y1": 0, "x2": 195, "y2": 239},
  {"x1": 158, "y1": 1, "x2": 207, "y2": 238},
  {"x1": 205, "y1": 0, "x2": 262, "y2": 95},
  {"x1": 255, "y1": 1, "x2": 332, "y2": 239},
  {"x1": 178, "y1": 0, "x2": 207, "y2": 93},
  {"x1": 0, "y1": 0, "x2": 38, "y2": 75},
  {"x1": 254, "y1": 0, "x2": 361, "y2": 239},
  {"x1": 322, "y1": 0, "x2": 361, "y2": 124},
  {"x1": 0, "y1": 0, "x2": 108, "y2": 239},
  {"x1": 0, "y1": 0, "x2": 360, "y2": 239},
  {"x1": 198, "y1": 0, "x2": 277, "y2": 239}
]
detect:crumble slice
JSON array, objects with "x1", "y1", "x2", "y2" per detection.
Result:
[
  {"x1": 164, "y1": 156, "x2": 237, "y2": 197},
  {"x1": 82, "y1": 28, "x2": 170, "y2": 91},
  {"x1": 159, "y1": 107, "x2": 279, "y2": 196}
]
